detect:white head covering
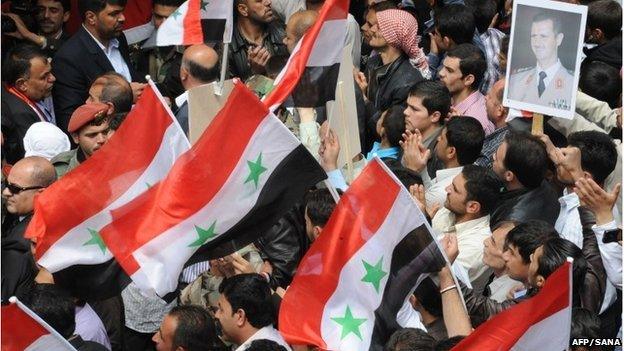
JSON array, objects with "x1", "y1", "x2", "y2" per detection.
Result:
[{"x1": 23, "y1": 122, "x2": 71, "y2": 161}]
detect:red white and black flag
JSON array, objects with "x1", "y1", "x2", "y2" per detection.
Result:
[
  {"x1": 100, "y1": 80, "x2": 326, "y2": 297},
  {"x1": 156, "y1": 0, "x2": 234, "y2": 46},
  {"x1": 279, "y1": 158, "x2": 447, "y2": 350},
  {"x1": 263, "y1": 0, "x2": 350, "y2": 110}
]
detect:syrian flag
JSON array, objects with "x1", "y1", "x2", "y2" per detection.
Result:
[
  {"x1": 279, "y1": 158, "x2": 447, "y2": 350},
  {"x1": 156, "y1": 0, "x2": 234, "y2": 46},
  {"x1": 452, "y1": 260, "x2": 573, "y2": 350},
  {"x1": 24, "y1": 81, "x2": 190, "y2": 300},
  {"x1": 2, "y1": 297, "x2": 77, "y2": 351},
  {"x1": 262, "y1": 0, "x2": 349, "y2": 110},
  {"x1": 99, "y1": 80, "x2": 327, "y2": 297}
]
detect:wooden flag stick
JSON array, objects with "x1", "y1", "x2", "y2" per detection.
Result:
[
  {"x1": 336, "y1": 81, "x2": 354, "y2": 182},
  {"x1": 531, "y1": 113, "x2": 544, "y2": 135}
]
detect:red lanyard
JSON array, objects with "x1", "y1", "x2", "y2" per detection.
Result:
[{"x1": 6, "y1": 85, "x2": 48, "y2": 122}]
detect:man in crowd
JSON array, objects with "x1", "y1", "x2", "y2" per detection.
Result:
[
  {"x1": 3, "y1": 0, "x2": 72, "y2": 56},
  {"x1": 584, "y1": 0, "x2": 622, "y2": 69},
  {"x1": 229, "y1": 0, "x2": 288, "y2": 81},
  {"x1": 2, "y1": 44, "x2": 56, "y2": 164},
  {"x1": 481, "y1": 221, "x2": 520, "y2": 302},
  {"x1": 175, "y1": 44, "x2": 220, "y2": 135},
  {"x1": 52, "y1": 0, "x2": 144, "y2": 133},
  {"x1": 86, "y1": 72, "x2": 133, "y2": 114},
  {"x1": 475, "y1": 79, "x2": 510, "y2": 168},
  {"x1": 152, "y1": 305, "x2": 226, "y2": 351},
  {"x1": 52, "y1": 102, "x2": 112, "y2": 177},
  {"x1": 439, "y1": 44, "x2": 495, "y2": 135}
]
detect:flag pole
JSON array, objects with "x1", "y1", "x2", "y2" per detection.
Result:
[
  {"x1": 216, "y1": 42, "x2": 229, "y2": 96},
  {"x1": 9, "y1": 297, "x2": 78, "y2": 351},
  {"x1": 336, "y1": 81, "x2": 354, "y2": 182},
  {"x1": 324, "y1": 179, "x2": 340, "y2": 204}
]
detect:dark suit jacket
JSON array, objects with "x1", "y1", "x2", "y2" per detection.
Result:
[
  {"x1": 1, "y1": 86, "x2": 42, "y2": 164},
  {"x1": 52, "y1": 26, "x2": 142, "y2": 132},
  {"x1": 174, "y1": 101, "x2": 189, "y2": 135},
  {"x1": 1, "y1": 215, "x2": 36, "y2": 302}
]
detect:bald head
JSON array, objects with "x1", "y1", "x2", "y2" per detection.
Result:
[
  {"x1": 180, "y1": 44, "x2": 220, "y2": 88},
  {"x1": 491, "y1": 79, "x2": 506, "y2": 103},
  {"x1": 17, "y1": 156, "x2": 57, "y2": 187},
  {"x1": 3, "y1": 156, "x2": 56, "y2": 215},
  {"x1": 486, "y1": 79, "x2": 507, "y2": 126},
  {"x1": 284, "y1": 10, "x2": 318, "y2": 53}
]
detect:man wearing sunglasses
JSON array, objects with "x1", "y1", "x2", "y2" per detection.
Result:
[{"x1": 2, "y1": 156, "x2": 56, "y2": 301}]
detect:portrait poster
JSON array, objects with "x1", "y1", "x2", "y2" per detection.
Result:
[{"x1": 503, "y1": 0, "x2": 587, "y2": 119}]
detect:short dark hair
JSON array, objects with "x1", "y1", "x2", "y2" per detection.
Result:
[
  {"x1": 218, "y1": 274, "x2": 274, "y2": 329},
  {"x1": 504, "y1": 220, "x2": 558, "y2": 264},
  {"x1": 467, "y1": 0, "x2": 497, "y2": 34},
  {"x1": 568, "y1": 131, "x2": 617, "y2": 185},
  {"x1": 502, "y1": 131, "x2": 548, "y2": 189},
  {"x1": 446, "y1": 44, "x2": 486, "y2": 90},
  {"x1": 2, "y1": 44, "x2": 48, "y2": 86},
  {"x1": 570, "y1": 308, "x2": 601, "y2": 349},
  {"x1": 168, "y1": 305, "x2": 225, "y2": 351},
  {"x1": 304, "y1": 188, "x2": 341, "y2": 227},
  {"x1": 579, "y1": 61, "x2": 622, "y2": 109},
  {"x1": 537, "y1": 237, "x2": 587, "y2": 296},
  {"x1": 434, "y1": 336, "x2": 466, "y2": 351},
  {"x1": 413, "y1": 277, "x2": 442, "y2": 318},
  {"x1": 246, "y1": 340, "x2": 288, "y2": 351},
  {"x1": 531, "y1": 12, "x2": 562, "y2": 35},
  {"x1": 385, "y1": 328, "x2": 436, "y2": 351},
  {"x1": 48, "y1": 0, "x2": 72, "y2": 12},
  {"x1": 78, "y1": 0, "x2": 127, "y2": 20},
  {"x1": 444, "y1": 117, "x2": 484, "y2": 165},
  {"x1": 383, "y1": 105, "x2": 408, "y2": 148},
  {"x1": 153, "y1": 0, "x2": 184, "y2": 7},
  {"x1": 408, "y1": 80, "x2": 451, "y2": 122},
  {"x1": 587, "y1": 0, "x2": 622, "y2": 40},
  {"x1": 96, "y1": 72, "x2": 133, "y2": 113},
  {"x1": 108, "y1": 112, "x2": 127, "y2": 131},
  {"x1": 183, "y1": 58, "x2": 219, "y2": 84},
  {"x1": 434, "y1": 4, "x2": 476, "y2": 45},
  {"x1": 390, "y1": 166, "x2": 423, "y2": 189},
  {"x1": 27, "y1": 284, "x2": 75, "y2": 338},
  {"x1": 369, "y1": 1, "x2": 398, "y2": 13},
  {"x1": 462, "y1": 165, "x2": 502, "y2": 215}
]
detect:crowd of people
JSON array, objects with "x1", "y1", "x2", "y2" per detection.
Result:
[{"x1": 1, "y1": 0, "x2": 622, "y2": 350}]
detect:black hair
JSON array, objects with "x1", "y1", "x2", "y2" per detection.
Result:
[
  {"x1": 408, "y1": 80, "x2": 452, "y2": 122},
  {"x1": 389, "y1": 165, "x2": 423, "y2": 189},
  {"x1": 587, "y1": 0, "x2": 622, "y2": 40},
  {"x1": 466, "y1": 0, "x2": 498, "y2": 34},
  {"x1": 96, "y1": 72, "x2": 133, "y2": 113},
  {"x1": 383, "y1": 105, "x2": 408, "y2": 148},
  {"x1": 218, "y1": 274, "x2": 274, "y2": 329},
  {"x1": 579, "y1": 61, "x2": 622, "y2": 109},
  {"x1": 183, "y1": 58, "x2": 220, "y2": 84},
  {"x1": 153, "y1": 0, "x2": 184, "y2": 7},
  {"x1": 246, "y1": 340, "x2": 289, "y2": 351},
  {"x1": 2, "y1": 44, "x2": 48, "y2": 86},
  {"x1": 446, "y1": 44, "x2": 486, "y2": 90},
  {"x1": 369, "y1": 1, "x2": 399, "y2": 13},
  {"x1": 502, "y1": 131, "x2": 548, "y2": 189},
  {"x1": 46, "y1": 0, "x2": 71, "y2": 12},
  {"x1": 27, "y1": 284, "x2": 75, "y2": 338},
  {"x1": 444, "y1": 116, "x2": 485, "y2": 165},
  {"x1": 568, "y1": 131, "x2": 618, "y2": 185},
  {"x1": 461, "y1": 165, "x2": 502, "y2": 215},
  {"x1": 537, "y1": 238, "x2": 587, "y2": 300},
  {"x1": 385, "y1": 328, "x2": 436, "y2": 351},
  {"x1": 504, "y1": 220, "x2": 559, "y2": 264},
  {"x1": 265, "y1": 54, "x2": 289, "y2": 79},
  {"x1": 570, "y1": 308, "x2": 601, "y2": 350},
  {"x1": 434, "y1": 336, "x2": 466, "y2": 351},
  {"x1": 79, "y1": 0, "x2": 127, "y2": 20},
  {"x1": 304, "y1": 188, "x2": 342, "y2": 227},
  {"x1": 434, "y1": 4, "x2": 476, "y2": 45},
  {"x1": 168, "y1": 305, "x2": 226, "y2": 351},
  {"x1": 413, "y1": 277, "x2": 442, "y2": 318},
  {"x1": 109, "y1": 112, "x2": 128, "y2": 131},
  {"x1": 531, "y1": 12, "x2": 562, "y2": 35}
]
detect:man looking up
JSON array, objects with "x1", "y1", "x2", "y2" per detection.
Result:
[
  {"x1": 152, "y1": 305, "x2": 226, "y2": 351},
  {"x1": 475, "y1": 79, "x2": 510, "y2": 168}
]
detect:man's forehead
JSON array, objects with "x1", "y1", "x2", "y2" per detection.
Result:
[
  {"x1": 531, "y1": 19, "x2": 555, "y2": 31},
  {"x1": 37, "y1": 0, "x2": 63, "y2": 8}
]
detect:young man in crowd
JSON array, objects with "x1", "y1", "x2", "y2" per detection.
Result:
[{"x1": 152, "y1": 305, "x2": 226, "y2": 351}]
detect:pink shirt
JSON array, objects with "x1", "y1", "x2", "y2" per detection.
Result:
[{"x1": 453, "y1": 91, "x2": 495, "y2": 135}]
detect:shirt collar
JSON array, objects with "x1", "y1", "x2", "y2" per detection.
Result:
[
  {"x1": 454, "y1": 214, "x2": 490, "y2": 235},
  {"x1": 453, "y1": 90, "x2": 483, "y2": 115},
  {"x1": 175, "y1": 91, "x2": 189, "y2": 107},
  {"x1": 366, "y1": 142, "x2": 400, "y2": 160},
  {"x1": 536, "y1": 60, "x2": 562, "y2": 80},
  {"x1": 559, "y1": 188, "x2": 580, "y2": 209},
  {"x1": 83, "y1": 24, "x2": 119, "y2": 52}
]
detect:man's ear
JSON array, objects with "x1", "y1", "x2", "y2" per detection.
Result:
[
  {"x1": 535, "y1": 275, "x2": 546, "y2": 289},
  {"x1": 446, "y1": 145, "x2": 457, "y2": 162},
  {"x1": 235, "y1": 308, "x2": 246, "y2": 327},
  {"x1": 463, "y1": 74, "x2": 475, "y2": 89},
  {"x1": 15, "y1": 77, "x2": 28, "y2": 93},
  {"x1": 62, "y1": 11, "x2": 70, "y2": 23},
  {"x1": 430, "y1": 111, "x2": 441, "y2": 124},
  {"x1": 556, "y1": 32, "x2": 564, "y2": 47},
  {"x1": 71, "y1": 132, "x2": 80, "y2": 145},
  {"x1": 85, "y1": 11, "x2": 97, "y2": 26},
  {"x1": 504, "y1": 170, "x2": 515, "y2": 183},
  {"x1": 313, "y1": 226, "x2": 323, "y2": 240},
  {"x1": 236, "y1": 3, "x2": 248, "y2": 17},
  {"x1": 465, "y1": 200, "x2": 481, "y2": 215},
  {"x1": 442, "y1": 36, "x2": 452, "y2": 49},
  {"x1": 105, "y1": 102, "x2": 115, "y2": 115}
]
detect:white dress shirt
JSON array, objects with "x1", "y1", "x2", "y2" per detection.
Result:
[
  {"x1": 535, "y1": 60, "x2": 563, "y2": 91},
  {"x1": 488, "y1": 274, "x2": 520, "y2": 303},
  {"x1": 84, "y1": 25, "x2": 132, "y2": 81},
  {"x1": 593, "y1": 221, "x2": 622, "y2": 289},
  {"x1": 554, "y1": 189, "x2": 583, "y2": 249},
  {"x1": 419, "y1": 166, "x2": 463, "y2": 208},
  {"x1": 235, "y1": 326, "x2": 292, "y2": 351}
]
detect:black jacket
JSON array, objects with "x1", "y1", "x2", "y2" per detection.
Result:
[
  {"x1": 52, "y1": 26, "x2": 141, "y2": 132},
  {"x1": 228, "y1": 22, "x2": 288, "y2": 81},
  {"x1": 583, "y1": 35, "x2": 622, "y2": 71},
  {"x1": 1, "y1": 86, "x2": 42, "y2": 164},
  {"x1": 490, "y1": 181, "x2": 560, "y2": 227},
  {"x1": 1, "y1": 218, "x2": 37, "y2": 302}
]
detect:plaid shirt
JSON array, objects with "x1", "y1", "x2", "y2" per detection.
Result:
[
  {"x1": 480, "y1": 28, "x2": 506, "y2": 94},
  {"x1": 475, "y1": 126, "x2": 509, "y2": 168}
]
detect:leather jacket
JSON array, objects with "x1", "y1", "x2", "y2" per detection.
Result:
[{"x1": 490, "y1": 181, "x2": 560, "y2": 228}]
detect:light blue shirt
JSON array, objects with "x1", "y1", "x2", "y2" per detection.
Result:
[
  {"x1": 366, "y1": 142, "x2": 400, "y2": 161},
  {"x1": 84, "y1": 25, "x2": 132, "y2": 81},
  {"x1": 35, "y1": 96, "x2": 55, "y2": 124}
]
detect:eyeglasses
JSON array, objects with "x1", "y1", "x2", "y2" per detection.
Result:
[{"x1": 4, "y1": 182, "x2": 45, "y2": 194}]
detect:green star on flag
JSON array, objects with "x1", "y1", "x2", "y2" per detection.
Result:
[
  {"x1": 171, "y1": 8, "x2": 181, "y2": 20},
  {"x1": 200, "y1": 0, "x2": 210, "y2": 10},
  {"x1": 189, "y1": 221, "x2": 218, "y2": 247},
  {"x1": 244, "y1": 153, "x2": 267, "y2": 188},
  {"x1": 361, "y1": 257, "x2": 387, "y2": 293},
  {"x1": 331, "y1": 306, "x2": 367, "y2": 340},
  {"x1": 83, "y1": 228, "x2": 107, "y2": 254}
]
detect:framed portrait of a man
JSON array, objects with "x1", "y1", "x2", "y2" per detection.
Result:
[{"x1": 503, "y1": 0, "x2": 587, "y2": 119}]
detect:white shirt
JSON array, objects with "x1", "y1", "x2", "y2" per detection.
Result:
[
  {"x1": 419, "y1": 166, "x2": 463, "y2": 209},
  {"x1": 432, "y1": 208, "x2": 491, "y2": 291},
  {"x1": 593, "y1": 221, "x2": 622, "y2": 289},
  {"x1": 75, "y1": 303, "x2": 112, "y2": 350},
  {"x1": 235, "y1": 326, "x2": 292, "y2": 351},
  {"x1": 554, "y1": 189, "x2": 583, "y2": 249},
  {"x1": 175, "y1": 91, "x2": 189, "y2": 108},
  {"x1": 535, "y1": 59, "x2": 563, "y2": 91},
  {"x1": 488, "y1": 274, "x2": 520, "y2": 303},
  {"x1": 83, "y1": 25, "x2": 132, "y2": 81}
]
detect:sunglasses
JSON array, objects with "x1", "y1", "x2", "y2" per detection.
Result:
[{"x1": 5, "y1": 182, "x2": 45, "y2": 194}]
